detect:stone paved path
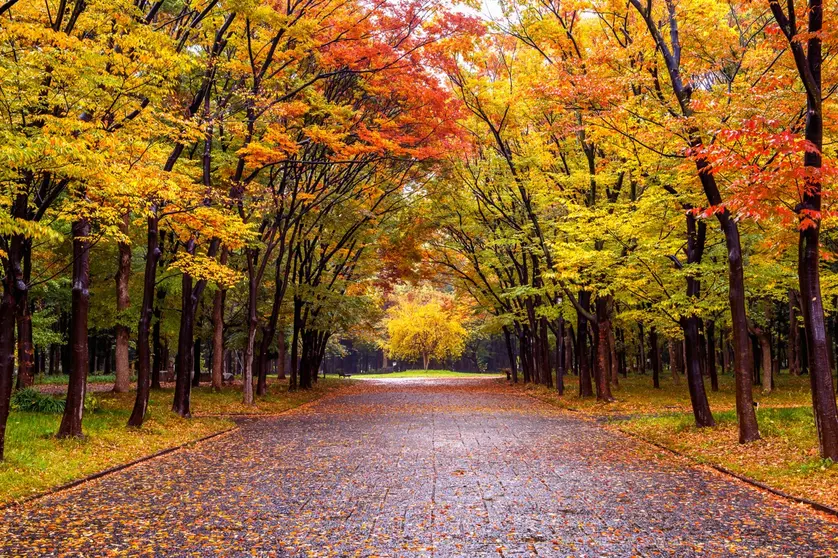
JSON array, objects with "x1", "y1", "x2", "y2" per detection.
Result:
[{"x1": 2, "y1": 378, "x2": 837, "y2": 557}]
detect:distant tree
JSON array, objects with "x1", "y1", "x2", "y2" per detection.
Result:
[{"x1": 385, "y1": 297, "x2": 467, "y2": 370}]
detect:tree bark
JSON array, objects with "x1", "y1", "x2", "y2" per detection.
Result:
[
  {"x1": 58, "y1": 218, "x2": 90, "y2": 438},
  {"x1": 594, "y1": 297, "x2": 614, "y2": 402},
  {"x1": 113, "y1": 213, "x2": 131, "y2": 393},
  {"x1": 15, "y1": 239, "x2": 33, "y2": 389},
  {"x1": 172, "y1": 239, "x2": 196, "y2": 417},
  {"x1": 129, "y1": 214, "x2": 160, "y2": 426},
  {"x1": 503, "y1": 325, "x2": 518, "y2": 383},
  {"x1": 577, "y1": 290, "x2": 593, "y2": 397},
  {"x1": 706, "y1": 319, "x2": 719, "y2": 391},
  {"x1": 277, "y1": 325, "x2": 286, "y2": 380},
  {"x1": 650, "y1": 326, "x2": 661, "y2": 389}
]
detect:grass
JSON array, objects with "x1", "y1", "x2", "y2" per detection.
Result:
[
  {"x1": 34, "y1": 373, "x2": 120, "y2": 385},
  {"x1": 515, "y1": 372, "x2": 838, "y2": 510},
  {"x1": 350, "y1": 369, "x2": 503, "y2": 379},
  {"x1": 0, "y1": 377, "x2": 347, "y2": 504}
]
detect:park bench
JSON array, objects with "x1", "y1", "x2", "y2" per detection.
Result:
[{"x1": 337, "y1": 371, "x2": 353, "y2": 379}]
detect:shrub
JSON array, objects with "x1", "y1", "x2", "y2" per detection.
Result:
[{"x1": 11, "y1": 388, "x2": 66, "y2": 413}]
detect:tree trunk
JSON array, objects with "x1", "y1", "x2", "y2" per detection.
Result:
[
  {"x1": 668, "y1": 340, "x2": 682, "y2": 383},
  {"x1": 650, "y1": 326, "x2": 661, "y2": 389},
  {"x1": 539, "y1": 316, "x2": 552, "y2": 388},
  {"x1": 58, "y1": 218, "x2": 91, "y2": 438},
  {"x1": 211, "y1": 289, "x2": 225, "y2": 392},
  {"x1": 242, "y1": 250, "x2": 258, "y2": 404},
  {"x1": 289, "y1": 296, "x2": 301, "y2": 390},
  {"x1": 556, "y1": 318, "x2": 565, "y2": 394},
  {"x1": 113, "y1": 213, "x2": 131, "y2": 393},
  {"x1": 277, "y1": 326, "x2": 286, "y2": 380},
  {"x1": 706, "y1": 319, "x2": 719, "y2": 391},
  {"x1": 752, "y1": 326, "x2": 772, "y2": 394},
  {"x1": 594, "y1": 297, "x2": 614, "y2": 402},
  {"x1": 503, "y1": 325, "x2": 518, "y2": 383},
  {"x1": 15, "y1": 239, "x2": 33, "y2": 389},
  {"x1": 192, "y1": 337, "x2": 202, "y2": 388},
  {"x1": 172, "y1": 239, "x2": 196, "y2": 418},
  {"x1": 577, "y1": 290, "x2": 593, "y2": 397},
  {"x1": 683, "y1": 317, "x2": 715, "y2": 427}
]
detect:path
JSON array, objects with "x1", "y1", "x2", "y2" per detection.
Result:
[{"x1": 2, "y1": 378, "x2": 837, "y2": 557}]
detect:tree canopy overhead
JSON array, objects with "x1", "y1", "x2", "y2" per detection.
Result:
[{"x1": 1, "y1": 0, "x2": 838, "y2": 466}]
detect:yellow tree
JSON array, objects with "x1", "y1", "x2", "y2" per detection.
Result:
[{"x1": 385, "y1": 290, "x2": 468, "y2": 370}]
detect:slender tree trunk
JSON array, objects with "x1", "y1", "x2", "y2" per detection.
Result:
[
  {"x1": 289, "y1": 296, "x2": 301, "y2": 390},
  {"x1": 539, "y1": 316, "x2": 552, "y2": 388},
  {"x1": 211, "y1": 248, "x2": 227, "y2": 392},
  {"x1": 277, "y1": 326, "x2": 286, "y2": 380},
  {"x1": 172, "y1": 239, "x2": 196, "y2": 418},
  {"x1": 58, "y1": 218, "x2": 91, "y2": 438},
  {"x1": 192, "y1": 337, "x2": 202, "y2": 387},
  {"x1": 556, "y1": 318, "x2": 565, "y2": 394},
  {"x1": 608, "y1": 319, "x2": 619, "y2": 387},
  {"x1": 650, "y1": 326, "x2": 661, "y2": 389},
  {"x1": 706, "y1": 319, "x2": 719, "y2": 391},
  {"x1": 211, "y1": 289, "x2": 225, "y2": 392},
  {"x1": 503, "y1": 325, "x2": 518, "y2": 383},
  {"x1": 683, "y1": 317, "x2": 715, "y2": 426},
  {"x1": 242, "y1": 250, "x2": 258, "y2": 404},
  {"x1": 752, "y1": 326, "x2": 773, "y2": 394},
  {"x1": 128, "y1": 214, "x2": 160, "y2": 426},
  {"x1": 114, "y1": 214, "x2": 131, "y2": 393}
]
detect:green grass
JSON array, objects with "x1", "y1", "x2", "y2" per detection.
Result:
[
  {"x1": 0, "y1": 378, "x2": 347, "y2": 504},
  {"x1": 34, "y1": 373, "x2": 121, "y2": 385},
  {"x1": 351, "y1": 369, "x2": 503, "y2": 379}
]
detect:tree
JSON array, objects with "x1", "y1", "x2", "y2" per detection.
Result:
[{"x1": 385, "y1": 290, "x2": 468, "y2": 370}]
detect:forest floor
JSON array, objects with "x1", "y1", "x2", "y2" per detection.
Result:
[
  {"x1": 517, "y1": 373, "x2": 838, "y2": 511},
  {"x1": 0, "y1": 377, "x2": 348, "y2": 504},
  {"x1": 1, "y1": 377, "x2": 836, "y2": 556}
]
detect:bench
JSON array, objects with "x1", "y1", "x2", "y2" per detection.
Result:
[{"x1": 337, "y1": 371, "x2": 353, "y2": 379}]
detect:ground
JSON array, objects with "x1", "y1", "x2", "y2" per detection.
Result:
[{"x1": 2, "y1": 378, "x2": 837, "y2": 557}]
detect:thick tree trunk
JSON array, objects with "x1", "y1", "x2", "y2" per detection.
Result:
[
  {"x1": 0, "y1": 294, "x2": 15, "y2": 460},
  {"x1": 577, "y1": 290, "x2": 593, "y2": 397},
  {"x1": 594, "y1": 297, "x2": 614, "y2": 402},
  {"x1": 58, "y1": 218, "x2": 91, "y2": 438},
  {"x1": 0, "y1": 210, "x2": 26, "y2": 458},
  {"x1": 15, "y1": 239, "x2": 33, "y2": 389},
  {"x1": 113, "y1": 214, "x2": 131, "y2": 393}
]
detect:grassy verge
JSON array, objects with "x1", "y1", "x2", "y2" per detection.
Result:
[
  {"x1": 34, "y1": 373, "x2": 120, "y2": 385},
  {"x1": 0, "y1": 378, "x2": 347, "y2": 504},
  {"x1": 351, "y1": 369, "x2": 503, "y2": 379},
  {"x1": 514, "y1": 373, "x2": 838, "y2": 509}
]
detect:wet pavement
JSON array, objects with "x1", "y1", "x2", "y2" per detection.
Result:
[{"x1": 2, "y1": 378, "x2": 837, "y2": 557}]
